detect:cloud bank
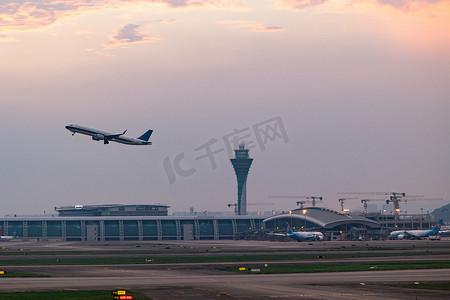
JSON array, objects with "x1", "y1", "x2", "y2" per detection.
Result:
[
  {"x1": 278, "y1": 0, "x2": 328, "y2": 10},
  {"x1": 377, "y1": 0, "x2": 443, "y2": 9},
  {"x1": 1, "y1": 1, "x2": 446, "y2": 33},
  {"x1": 0, "y1": 0, "x2": 242, "y2": 31},
  {"x1": 218, "y1": 20, "x2": 286, "y2": 32}
]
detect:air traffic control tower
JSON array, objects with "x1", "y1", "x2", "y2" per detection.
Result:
[{"x1": 231, "y1": 143, "x2": 253, "y2": 215}]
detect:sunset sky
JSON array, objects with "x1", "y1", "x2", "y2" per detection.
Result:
[{"x1": 1, "y1": 0, "x2": 449, "y2": 216}]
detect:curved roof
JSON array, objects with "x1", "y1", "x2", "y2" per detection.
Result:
[{"x1": 263, "y1": 207, "x2": 381, "y2": 229}]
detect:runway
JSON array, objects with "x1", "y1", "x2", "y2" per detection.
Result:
[
  {"x1": 1, "y1": 269, "x2": 449, "y2": 299},
  {"x1": 1, "y1": 239, "x2": 449, "y2": 299}
]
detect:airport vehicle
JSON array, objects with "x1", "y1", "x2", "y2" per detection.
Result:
[
  {"x1": 0, "y1": 228, "x2": 17, "y2": 240},
  {"x1": 390, "y1": 219, "x2": 443, "y2": 240},
  {"x1": 270, "y1": 222, "x2": 324, "y2": 241},
  {"x1": 65, "y1": 124, "x2": 153, "y2": 145}
]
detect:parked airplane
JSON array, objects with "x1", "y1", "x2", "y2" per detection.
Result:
[
  {"x1": 390, "y1": 219, "x2": 443, "y2": 240},
  {"x1": 0, "y1": 228, "x2": 17, "y2": 240},
  {"x1": 65, "y1": 124, "x2": 153, "y2": 145},
  {"x1": 269, "y1": 222, "x2": 324, "y2": 241}
]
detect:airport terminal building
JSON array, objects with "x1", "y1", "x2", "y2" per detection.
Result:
[
  {"x1": 0, "y1": 215, "x2": 264, "y2": 241},
  {"x1": 55, "y1": 204, "x2": 170, "y2": 217},
  {"x1": 0, "y1": 207, "x2": 382, "y2": 241},
  {"x1": 263, "y1": 207, "x2": 382, "y2": 240}
]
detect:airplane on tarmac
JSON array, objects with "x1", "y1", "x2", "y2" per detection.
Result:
[
  {"x1": 390, "y1": 219, "x2": 443, "y2": 240},
  {"x1": 270, "y1": 222, "x2": 324, "y2": 241},
  {"x1": 65, "y1": 124, "x2": 153, "y2": 145},
  {"x1": 0, "y1": 228, "x2": 17, "y2": 240}
]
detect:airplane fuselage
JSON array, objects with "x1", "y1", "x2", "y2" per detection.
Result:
[
  {"x1": 289, "y1": 232, "x2": 324, "y2": 242},
  {"x1": 390, "y1": 229, "x2": 435, "y2": 239},
  {"x1": 284, "y1": 222, "x2": 324, "y2": 241},
  {"x1": 390, "y1": 220, "x2": 442, "y2": 239},
  {"x1": 65, "y1": 124, "x2": 152, "y2": 145}
]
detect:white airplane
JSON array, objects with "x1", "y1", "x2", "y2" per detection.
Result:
[
  {"x1": 270, "y1": 222, "x2": 324, "y2": 241},
  {"x1": 390, "y1": 219, "x2": 443, "y2": 240},
  {"x1": 0, "y1": 228, "x2": 17, "y2": 240},
  {"x1": 65, "y1": 124, "x2": 153, "y2": 145}
]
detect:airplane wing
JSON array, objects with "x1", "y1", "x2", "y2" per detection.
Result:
[
  {"x1": 404, "y1": 231, "x2": 421, "y2": 239},
  {"x1": 104, "y1": 130, "x2": 127, "y2": 139},
  {"x1": 267, "y1": 233, "x2": 288, "y2": 237}
]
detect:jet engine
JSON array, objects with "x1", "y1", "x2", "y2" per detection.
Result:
[{"x1": 92, "y1": 134, "x2": 104, "y2": 141}]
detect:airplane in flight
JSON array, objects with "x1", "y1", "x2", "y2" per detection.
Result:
[
  {"x1": 0, "y1": 229, "x2": 17, "y2": 240},
  {"x1": 269, "y1": 222, "x2": 324, "y2": 241},
  {"x1": 65, "y1": 124, "x2": 153, "y2": 145},
  {"x1": 390, "y1": 219, "x2": 443, "y2": 240}
]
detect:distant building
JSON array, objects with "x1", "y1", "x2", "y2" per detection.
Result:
[
  {"x1": 367, "y1": 204, "x2": 378, "y2": 214},
  {"x1": 55, "y1": 204, "x2": 169, "y2": 217},
  {"x1": 382, "y1": 204, "x2": 392, "y2": 214}
]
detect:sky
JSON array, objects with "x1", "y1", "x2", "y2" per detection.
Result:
[{"x1": 1, "y1": 0, "x2": 449, "y2": 216}]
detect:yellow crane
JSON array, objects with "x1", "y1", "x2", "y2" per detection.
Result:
[
  {"x1": 227, "y1": 203, "x2": 273, "y2": 215},
  {"x1": 340, "y1": 192, "x2": 442, "y2": 217},
  {"x1": 269, "y1": 195, "x2": 323, "y2": 207}
]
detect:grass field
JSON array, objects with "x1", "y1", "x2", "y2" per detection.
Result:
[
  {"x1": 222, "y1": 260, "x2": 450, "y2": 274},
  {"x1": 0, "y1": 250, "x2": 449, "y2": 265},
  {"x1": 1, "y1": 241, "x2": 449, "y2": 256}
]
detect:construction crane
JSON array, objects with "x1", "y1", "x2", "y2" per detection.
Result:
[
  {"x1": 340, "y1": 192, "x2": 417, "y2": 216},
  {"x1": 340, "y1": 192, "x2": 442, "y2": 217},
  {"x1": 295, "y1": 200, "x2": 317, "y2": 209},
  {"x1": 386, "y1": 196, "x2": 443, "y2": 215},
  {"x1": 337, "y1": 197, "x2": 359, "y2": 211},
  {"x1": 227, "y1": 203, "x2": 273, "y2": 216},
  {"x1": 269, "y1": 196, "x2": 323, "y2": 207},
  {"x1": 360, "y1": 199, "x2": 385, "y2": 215}
]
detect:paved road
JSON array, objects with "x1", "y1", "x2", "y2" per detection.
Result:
[
  {"x1": 3, "y1": 254, "x2": 450, "y2": 276},
  {"x1": 1, "y1": 269, "x2": 449, "y2": 299},
  {"x1": 4, "y1": 238, "x2": 450, "y2": 251}
]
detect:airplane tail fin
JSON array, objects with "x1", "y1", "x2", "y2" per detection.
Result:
[
  {"x1": 432, "y1": 219, "x2": 443, "y2": 233},
  {"x1": 137, "y1": 130, "x2": 153, "y2": 141},
  {"x1": 285, "y1": 222, "x2": 294, "y2": 235}
]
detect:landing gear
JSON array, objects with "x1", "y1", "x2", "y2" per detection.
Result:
[
  {"x1": 72, "y1": 132, "x2": 75, "y2": 136},
  {"x1": 104, "y1": 139, "x2": 109, "y2": 144}
]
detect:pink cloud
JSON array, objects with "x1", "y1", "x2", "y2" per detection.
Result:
[
  {"x1": 0, "y1": 34, "x2": 17, "y2": 42},
  {"x1": 0, "y1": 1, "x2": 242, "y2": 32},
  {"x1": 278, "y1": 0, "x2": 445, "y2": 11},
  {"x1": 278, "y1": 0, "x2": 328, "y2": 10},
  {"x1": 219, "y1": 20, "x2": 286, "y2": 33},
  {"x1": 251, "y1": 26, "x2": 286, "y2": 32},
  {"x1": 155, "y1": 0, "x2": 242, "y2": 8},
  {"x1": 376, "y1": 0, "x2": 443, "y2": 10}
]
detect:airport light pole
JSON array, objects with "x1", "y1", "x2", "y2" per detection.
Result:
[
  {"x1": 420, "y1": 208, "x2": 423, "y2": 229},
  {"x1": 302, "y1": 209, "x2": 307, "y2": 229}
]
